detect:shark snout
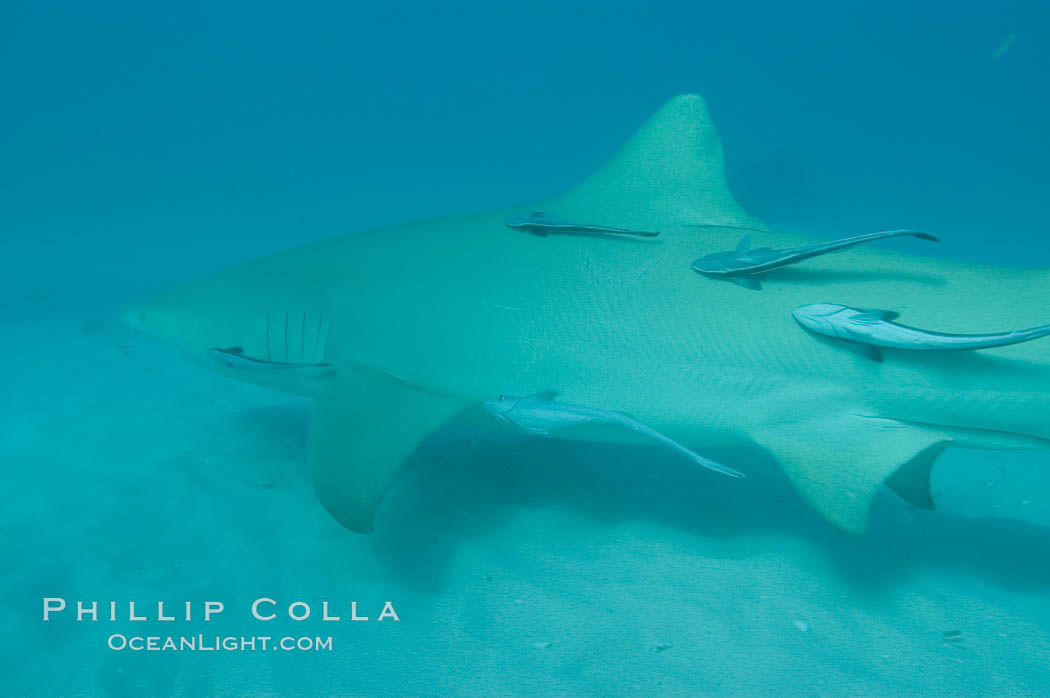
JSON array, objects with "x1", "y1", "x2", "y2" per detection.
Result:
[
  {"x1": 122, "y1": 304, "x2": 150, "y2": 332},
  {"x1": 121, "y1": 296, "x2": 184, "y2": 345},
  {"x1": 122, "y1": 301, "x2": 171, "y2": 342}
]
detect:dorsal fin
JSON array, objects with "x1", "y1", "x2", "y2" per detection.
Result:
[
  {"x1": 735, "y1": 235, "x2": 752, "y2": 254},
  {"x1": 551, "y1": 94, "x2": 763, "y2": 228}
]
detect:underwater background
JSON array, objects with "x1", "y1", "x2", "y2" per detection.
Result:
[{"x1": 3, "y1": 0, "x2": 1050, "y2": 695}]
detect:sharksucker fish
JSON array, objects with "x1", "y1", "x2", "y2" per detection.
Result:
[
  {"x1": 505, "y1": 211, "x2": 659, "y2": 238},
  {"x1": 692, "y1": 230, "x2": 940, "y2": 290},
  {"x1": 482, "y1": 393, "x2": 745, "y2": 479},
  {"x1": 125, "y1": 93, "x2": 1050, "y2": 535},
  {"x1": 793, "y1": 303, "x2": 1050, "y2": 362},
  {"x1": 207, "y1": 347, "x2": 333, "y2": 372}
]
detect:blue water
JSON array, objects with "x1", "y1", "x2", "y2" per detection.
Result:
[{"x1": 3, "y1": 1, "x2": 1050, "y2": 695}]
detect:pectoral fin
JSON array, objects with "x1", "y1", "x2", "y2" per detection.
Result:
[
  {"x1": 308, "y1": 370, "x2": 468, "y2": 533},
  {"x1": 727, "y1": 275, "x2": 762, "y2": 290},
  {"x1": 840, "y1": 340, "x2": 884, "y2": 362},
  {"x1": 753, "y1": 415, "x2": 947, "y2": 533}
]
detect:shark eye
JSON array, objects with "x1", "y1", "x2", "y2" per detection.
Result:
[{"x1": 498, "y1": 395, "x2": 505, "y2": 401}]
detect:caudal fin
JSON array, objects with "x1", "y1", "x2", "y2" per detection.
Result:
[{"x1": 883, "y1": 229, "x2": 940, "y2": 243}]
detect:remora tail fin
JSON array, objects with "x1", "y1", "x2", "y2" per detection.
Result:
[{"x1": 551, "y1": 94, "x2": 763, "y2": 228}]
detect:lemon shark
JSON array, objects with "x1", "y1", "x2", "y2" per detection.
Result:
[{"x1": 125, "y1": 94, "x2": 1050, "y2": 534}]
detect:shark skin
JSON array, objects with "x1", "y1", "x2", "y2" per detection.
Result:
[{"x1": 126, "y1": 94, "x2": 1050, "y2": 534}]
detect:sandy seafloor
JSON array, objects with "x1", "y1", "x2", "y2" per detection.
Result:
[
  {"x1": 2, "y1": 3, "x2": 1049, "y2": 692},
  {"x1": 3, "y1": 234, "x2": 1050, "y2": 696}
]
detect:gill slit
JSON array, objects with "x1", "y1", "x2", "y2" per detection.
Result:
[
  {"x1": 299, "y1": 311, "x2": 306, "y2": 363},
  {"x1": 320, "y1": 312, "x2": 331, "y2": 362},
  {"x1": 265, "y1": 315, "x2": 272, "y2": 361},
  {"x1": 314, "y1": 312, "x2": 323, "y2": 363}
]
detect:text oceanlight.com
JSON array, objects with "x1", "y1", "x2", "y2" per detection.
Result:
[{"x1": 107, "y1": 635, "x2": 333, "y2": 652}]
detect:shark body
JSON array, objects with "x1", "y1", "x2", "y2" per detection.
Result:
[{"x1": 126, "y1": 94, "x2": 1050, "y2": 534}]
